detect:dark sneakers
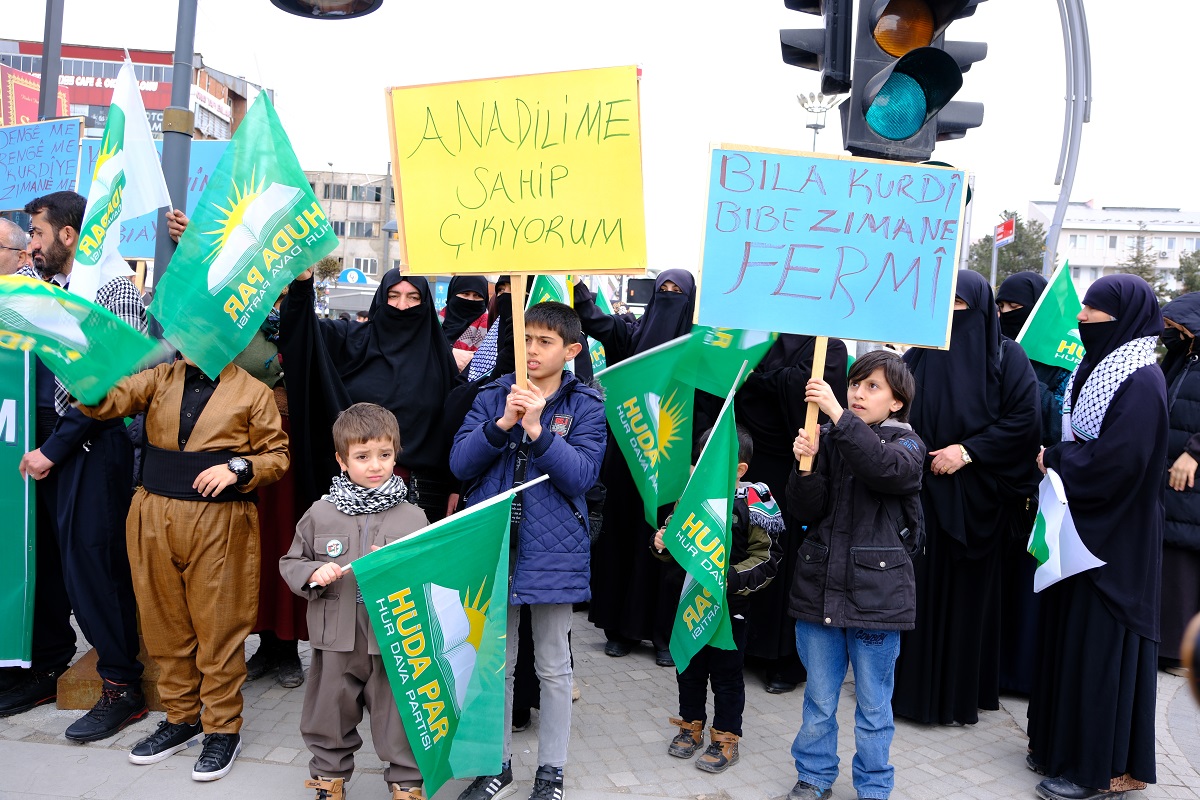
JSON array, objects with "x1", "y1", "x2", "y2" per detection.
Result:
[
  {"x1": 192, "y1": 732, "x2": 242, "y2": 781},
  {"x1": 0, "y1": 670, "x2": 60, "y2": 717},
  {"x1": 787, "y1": 780, "x2": 832, "y2": 800},
  {"x1": 65, "y1": 680, "x2": 148, "y2": 742},
  {"x1": 245, "y1": 644, "x2": 279, "y2": 681},
  {"x1": 529, "y1": 765, "x2": 565, "y2": 800},
  {"x1": 129, "y1": 718, "x2": 203, "y2": 765},
  {"x1": 457, "y1": 762, "x2": 516, "y2": 800}
]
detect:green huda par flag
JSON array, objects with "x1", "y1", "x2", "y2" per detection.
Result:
[
  {"x1": 0, "y1": 276, "x2": 164, "y2": 404},
  {"x1": 150, "y1": 93, "x2": 338, "y2": 378},
  {"x1": 663, "y1": 366, "x2": 745, "y2": 672},
  {"x1": 1016, "y1": 262, "x2": 1085, "y2": 369},
  {"x1": 353, "y1": 478, "x2": 545, "y2": 798},
  {"x1": 595, "y1": 326, "x2": 774, "y2": 527},
  {"x1": 0, "y1": 349, "x2": 35, "y2": 667}
]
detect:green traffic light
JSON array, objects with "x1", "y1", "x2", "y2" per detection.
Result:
[{"x1": 862, "y1": 47, "x2": 963, "y2": 141}]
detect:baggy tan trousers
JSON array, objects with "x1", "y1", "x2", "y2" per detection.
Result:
[
  {"x1": 300, "y1": 603, "x2": 421, "y2": 787},
  {"x1": 127, "y1": 488, "x2": 260, "y2": 734}
]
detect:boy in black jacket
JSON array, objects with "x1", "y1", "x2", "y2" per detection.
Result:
[
  {"x1": 784, "y1": 350, "x2": 924, "y2": 800},
  {"x1": 652, "y1": 425, "x2": 784, "y2": 774}
]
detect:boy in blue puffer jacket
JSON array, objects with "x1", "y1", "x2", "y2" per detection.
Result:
[{"x1": 450, "y1": 301, "x2": 607, "y2": 800}]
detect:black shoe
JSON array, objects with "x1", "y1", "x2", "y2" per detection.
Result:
[
  {"x1": 277, "y1": 652, "x2": 305, "y2": 689},
  {"x1": 787, "y1": 780, "x2": 832, "y2": 800},
  {"x1": 192, "y1": 732, "x2": 241, "y2": 781},
  {"x1": 529, "y1": 765, "x2": 564, "y2": 800},
  {"x1": 512, "y1": 707, "x2": 531, "y2": 733},
  {"x1": 245, "y1": 643, "x2": 279, "y2": 681},
  {"x1": 129, "y1": 718, "x2": 203, "y2": 765},
  {"x1": 655, "y1": 649, "x2": 675, "y2": 668},
  {"x1": 65, "y1": 680, "x2": 148, "y2": 742},
  {"x1": 603, "y1": 639, "x2": 632, "y2": 658},
  {"x1": 765, "y1": 678, "x2": 797, "y2": 694},
  {"x1": 0, "y1": 670, "x2": 59, "y2": 717},
  {"x1": 1035, "y1": 777, "x2": 1121, "y2": 800},
  {"x1": 457, "y1": 762, "x2": 516, "y2": 800},
  {"x1": 0, "y1": 667, "x2": 24, "y2": 693},
  {"x1": 1026, "y1": 753, "x2": 1047, "y2": 775}
]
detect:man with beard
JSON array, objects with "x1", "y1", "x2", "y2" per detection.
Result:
[{"x1": 1, "y1": 192, "x2": 147, "y2": 744}]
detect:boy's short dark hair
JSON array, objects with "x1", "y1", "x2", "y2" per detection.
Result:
[
  {"x1": 847, "y1": 350, "x2": 915, "y2": 423},
  {"x1": 525, "y1": 301, "x2": 582, "y2": 346},
  {"x1": 694, "y1": 423, "x2": 755, "y2": 465},
  {"x1": 24, "y1": 191, "x2": 87, "y2": 235},
  {"x1": 333, "y1": 403, "x2": 401, "y2": 459}
]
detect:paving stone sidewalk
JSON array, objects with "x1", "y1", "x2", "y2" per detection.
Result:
[{"x1": 2, "y1": 612, "x2": 1197, "y2": 800}]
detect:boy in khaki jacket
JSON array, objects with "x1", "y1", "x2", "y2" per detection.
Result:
[{"x1": 280, "y1": 403, "x2": 429, "y2": 800}]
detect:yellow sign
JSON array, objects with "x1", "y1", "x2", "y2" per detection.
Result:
[{"x1": 386, "y1": 66, "x2": 647, "y2": 276}]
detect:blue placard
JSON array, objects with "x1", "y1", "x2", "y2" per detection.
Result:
[
  {"x1": 697, "y1": 146, "x2": 966, "y2": 349},
  {"x1": 76, "y1": 138, "x2": 229, "y2": 259},
  {"x1": 0, "y1": 119, "x2": 82, "y2": 212}
]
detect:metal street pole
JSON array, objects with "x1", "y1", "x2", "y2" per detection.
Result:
[
  {"x1": 990, "y1": 238, "x2": 999, "y2": 287},
  {"x1": 37, "y1": 0, "x2": 65, "y2": 120},
  {"x1": 1043, "y1": 0, "x2": 1091, "y2": 276},
  {"x1": 149, "y1": 0, "x2": 198, "y2": 297}
]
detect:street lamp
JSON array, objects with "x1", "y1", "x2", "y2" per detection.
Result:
[
  {"x1": 269, "y1": 0, "x2": 384, "y2": 18},
  {"x1": 797, "y1": 92, "x2": 840, "y2": 152}
]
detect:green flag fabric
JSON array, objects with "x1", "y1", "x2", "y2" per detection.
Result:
[
  {"x1": 149, "y1": 93, "x2": 338, "y2": 378},
  {"x1": 596, "y1": 326, "x2": 775, "y2": 526},
  {"x1": 1016, "y1": 262, "x2": 1085, "y2": 369},
  {"x1": 1027, "y1": 469, "x2": 1105, "y2": 592},
  {"x1": 353, "y1": 479, "x2": 537, "y2": 798},
  {"x1": 526, "y1": 275, "x2": 571, "y2": 307},
  {"x1": 664, "y1": 373, "x2": 742, "y2": 672},
  {"x1": 0, "y1": 349, "x2": 35, "y2": 667},
  {"x1": 0, "y1": 276, "x2": 163, "y2": 404},
  {"x1": 589, "y1": 288, "x2": 612, "y2": 372}
]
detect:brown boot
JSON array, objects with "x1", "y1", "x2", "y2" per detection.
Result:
[
  {"x1": 391, "y1": 783, "x2": 425, "y2": 800},
  {"x1": 667, "y1": 717, "x2": 705, "y2": 758},
  {"x1": 696, "y1": 728, "x2": 740, "y2": 773},
  {"x1": 304, "y1": 776, "x2": 346, "y2": 800}
]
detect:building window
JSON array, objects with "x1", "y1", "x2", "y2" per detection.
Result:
[
  {"x1": 330, "y1": 221, "x2": 346, "y2": 236},
  {"x1": 1125, "y1": 236, "x2": 1137, "y2": 248},
  {"x1": 353, "y1": 257, "x2": 378, "y2": 275},
  {"x1": 1154, "y1": 237, "x2": 1164, "y2": 250},
  {"x1": 1096, "y1": 235, "x2": 1105, "y2": 250},
  {"x1": 351, "y1": 185, "x2": 382, "y2": 202},
  {"x1": 1090, "y1": 267, "x2": 1099, "y2": 280},
  {"x1": 323, "y1": 184, "x2": 347, "y2": 201},
  {"x1": 1109, "y1": 236, "x2": 1118, "y2": 249},
  {"x1": 1072, "y1": 266, "x2": 1080, "y2": 278},
  {"x1": 1168, "y1": 237, "x2": 1177, "y2": 250},
  {"x1": 1068, "y1": 234, "x2": 1081, "y2": 249},
  {"x1": 392, "y1": 260, "x2": 402, "y2": 271},
  {"x1": 347, "y1": 221, "x2": 377, "y2": 238},
  {"x1": 1186, "y1": 237, "x2": 1198, "y2": 252}
]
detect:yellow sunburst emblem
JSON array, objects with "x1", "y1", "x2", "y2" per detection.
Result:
[
  {"x1": 461, "y1": 578, "x2": 491, "y2": 651},
  {"x1": 655, "y1": 388, "x2": 689, "y2": 466},
  {"x1": 202, "y1": 169, "x2": 265, "y2": 263},
  {"x1": 92, "y1": 132, "x2": 120, "y2": 179}
]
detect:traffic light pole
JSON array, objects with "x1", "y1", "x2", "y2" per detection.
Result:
[{"x1": 1043, "y1": 0, "x2": 1091, "y2": 277}]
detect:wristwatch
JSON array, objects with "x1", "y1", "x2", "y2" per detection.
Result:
[
  {"x1": 958, "y1": 444, "x2": 973, "y2": 465},
  {"x1": 227, "y1": 456, "x2": 252, "y2": 485}
]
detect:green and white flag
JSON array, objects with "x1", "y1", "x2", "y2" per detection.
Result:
[
  {"x1": 526, "y1": 274, "x2": 572, "y2": 307},
  {"x1": 664, "y1": 369, "x2": 743, "y2": 672},
  {"x1": 0, "y1": 276, "x2": 164, "y2": 404},
  {"x1": 354, "y1": 477, "x2": 544, "y2": 798},
  {"x1": 596, "y1": 326, "x2": 775, "y2": 526},
  {"x1": 1017, "y1": 262, "x2": 1085, "y2": 369},
  {"x1": 1027, "y1": 468, "x2": 1105, "y2": 592},
  {"x1": 590, "y1": 288, "x2": 612, "y2": 372},
  {"x1": 149, "y1": 93, "x2": 338, "y2": 378},
  {"x1": 69, "y1": 56, "x2": 170, "y2": 304},
  {"x1": 0, "y1": 349, "x2": 35, "y2": 667}
]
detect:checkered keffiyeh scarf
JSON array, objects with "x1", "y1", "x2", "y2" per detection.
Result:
[
  {"x1": 1062, "y1": 336, "x2": 1159, "y2": 442},
  {"x1": 325, "y1": 473, "x2": 408, "y2": 515}
]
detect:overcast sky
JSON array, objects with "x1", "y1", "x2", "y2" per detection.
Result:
[{"x1": 9, "y1": 0, "x2": 1197, "y2": 273}]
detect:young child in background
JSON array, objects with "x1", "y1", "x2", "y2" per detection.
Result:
[
  {"x1": 279, "y1": 403, "x2": 430, "y2": 800},
  {"x1": 784, "y1": 350, "x2": 925, "y2": 800},
  {"x1": 654, "y1": 425, "x2": 784, "y2": 774}
]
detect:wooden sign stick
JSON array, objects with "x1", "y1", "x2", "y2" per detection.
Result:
[
  {"x1": 512, "y1": 274, "x2": 528, "y2": 389},
  {"x1": 797, "y1": 335, "x2": 829, "y2": 473}
]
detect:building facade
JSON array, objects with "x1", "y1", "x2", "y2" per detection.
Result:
[
  {"x1": 303, "y1": 168, "x2": 396, "y2": 280},
  {"x1": 1029, "y1": 201, "x2": 1200, "y2": 294}
]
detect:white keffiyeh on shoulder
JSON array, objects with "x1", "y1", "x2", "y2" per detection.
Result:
[{"x1": 1061, "y1": 336, "x2": 1159, "y2": 442}]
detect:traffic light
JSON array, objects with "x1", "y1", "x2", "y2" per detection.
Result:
[
  {"x1": 780, "y1": 0, "x2": 852, "y2": 95},
  {"x1": 270, "y1": 0, "x2": 383, "y2": 18},
  {"x1": 841, "y1": 0, "x2": 987, "y2": 161}
]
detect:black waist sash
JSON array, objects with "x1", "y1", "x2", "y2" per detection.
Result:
[{"x1": 141, "y1": 444, "x2": 256, "y2": 503}]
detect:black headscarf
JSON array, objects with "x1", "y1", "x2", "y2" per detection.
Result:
[
  {"x1": 1072, "y1": 275, "x2": 1164, "y2": 407},
  {"x1": 441, "y1": 275, "x2": 489, "y2": 344},
  {"x1": 1160, "y1": 291, "x2": 1200, "y2": 387},
  {"x1": 488, "y1": 275, "x2": 512, "y2": 326},
  {"x1": 996, "y1": 271, "x2": 1048, "y2": 341},
  {"x1": 630, "y1": 269, "x2": 696, "y2": 355}
]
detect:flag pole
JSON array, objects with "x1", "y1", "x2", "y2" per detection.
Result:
[
  {"x1": 797, "y1": 336, "x2": 829, "y2": 473},
  {"x1": 512, "y1": 274, "x2": 528, "y2": 389}
]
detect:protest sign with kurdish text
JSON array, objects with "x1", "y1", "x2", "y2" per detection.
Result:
[
  {"x1": 0, "y1": 118, "x2": 81, "y2": 211},
  {"x1": 0, "y1": 349, "x2": 34, "y2": 667},
  {"x1": 697, "y1": 145, "x2": 966, "y2": 348},
  {"x1": 387, "y1": 66, "x2": 646, "y2": 276}
]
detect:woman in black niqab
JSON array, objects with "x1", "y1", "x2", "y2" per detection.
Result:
[
  {"x1": 440, "y1": 275, "x2": 489, "y2": 345},
  {"x1": 893, "y1": 270, "x2": 1042, "y2": 725},
  {"x1": 1029, "y1": 274, "x2": 1166, "y2": 800}
]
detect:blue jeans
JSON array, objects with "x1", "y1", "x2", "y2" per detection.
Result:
[{"x1": 791, "y1": 621, "x2": 901, "y2": 800}]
